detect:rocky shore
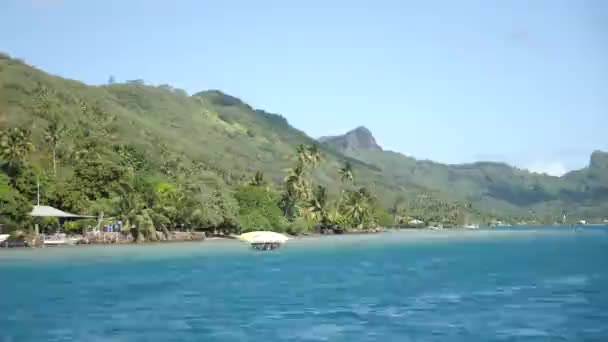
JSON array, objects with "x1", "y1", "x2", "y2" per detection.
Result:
[
  {"x1": 80, "y1": 231, "x2": 207, "y2": 244},
  {"x1": 1, "y1": 230, "x2": 207, "y2": 248},
  {"x1": 3, "y1": 226, "x2": 390, "y2": 248}
]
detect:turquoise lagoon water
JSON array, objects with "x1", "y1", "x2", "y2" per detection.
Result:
[{"x1": 1, "y1": 227, "x2": 607, "y2": 341}]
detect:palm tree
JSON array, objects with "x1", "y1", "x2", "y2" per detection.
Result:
[
  {"x1": 44, "y1": 116, "x2": 65, "y2": 176},
  {"x1": 114, "y1": 187, "x2": 157, "y2": 241},
  {"x1": 0, "y1": 127, "x2": 35, "y2": 165},
  {"x1": 282, "y1": 144, "x2": 322, "y2": 220},
  {"x1": 339, "y1": 162, "x2": 354, "y2": 183},
  {"x1": 341, "y1": 188, "x2": 371, "y2": 228},
  {"x1": 303, "y1": 185, "x2": 329, "y2": 225},
  {"x1": 286, "y1": 163, "x2": 311, "y2": 195},
  {"x1": 390, "y1": 195, "x2": 405, "y2": 223},
  {"x1": 249, "y1": 171, "x2": 266, "y2": 186},
  {"x1": 307, "y1": 144, "x2": 322, "y2": 167},
  {"x1": 279, "y1": 190, "x2": 298, "y2": 219},
  {"x1": 296, "y1": 144, "x2": 309, "y2": 166},
  {"x1": 281, "y1": 163, "x2": 308, "y2": 218}
]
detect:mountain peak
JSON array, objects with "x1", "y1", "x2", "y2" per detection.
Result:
[
  {"x1": 319, "y1": 126, "x2": 382, "y2": 152},
  {"x1": 590, "y1": 150, "x2": 608, "y2": 169}
]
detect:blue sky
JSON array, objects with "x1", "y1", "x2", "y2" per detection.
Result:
[{"x1": 1, "y1": 0, "x2": 607, "y2": 175}]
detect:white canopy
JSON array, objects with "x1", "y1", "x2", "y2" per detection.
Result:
[
  {"x1": 29, "y1": 205, "x2": 95, "y2": 218},
  {"x1": 238, "y1": 231, "x2": 289, "y2": 244}
]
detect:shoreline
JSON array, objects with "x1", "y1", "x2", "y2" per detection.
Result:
[{"x1": 2, "y1": 226, "x2": 605, "y2": 250}]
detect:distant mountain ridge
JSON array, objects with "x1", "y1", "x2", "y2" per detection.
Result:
[{"x1": 320, "y1": 127, "x2": 608, "y2": 219}]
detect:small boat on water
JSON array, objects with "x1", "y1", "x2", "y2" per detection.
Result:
[
  {"x1": 463, "y1": 224, "x2": 480, "y2": 229},
  {"x1": 238, "y1": 231, "x2": 289, "y2": 251}
]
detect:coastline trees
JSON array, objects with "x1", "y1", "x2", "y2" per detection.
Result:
[
  {"x1": 0, "y1": 116, "x2": 477, "y2": 239},
  {"x1": 0, "y1": 115, "x2": 484, "y2": 239},
  {"x1": 43, "y1": 115, "x2": 65, "y2": 177}
]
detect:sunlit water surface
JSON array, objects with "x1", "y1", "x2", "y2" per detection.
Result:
[{"x1": 1, "y1": 227, "x2": 607, "y2": 341}]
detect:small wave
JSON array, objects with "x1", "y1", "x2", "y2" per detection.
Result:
[
  {"x1": 497, "y1": 328, "x2": 550, "y2": 337},
  {"x1": 167, "y1": 319, "x2": 191, "y2": 331},
  {"x1": 529, "y1": 294, "x2": 589, "y2": 305},
  {"x1": 432, "y1": 292, "x2": 462, "y2": 304},
  {"x1": 290, "y1": 323, "x2": 346, "y2": 341},
  {"x1": 359, "y1": 261, "x2": 373, "y2": 268},
  {"x1": 474, "y1": 284, "x2": 536, "y2": 297},
  {"x1": 376, "y1": 305, "x2": 409, "y2": 318},
  {"x1": 544, "y1": 275, "x2": 589, "y2": 287},
  {"x1": 408, "y1": 291, "x2": 463, "y2": 312}
]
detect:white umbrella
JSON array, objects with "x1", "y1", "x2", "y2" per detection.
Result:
[{"x1": 238, "y1": 231, "x2": 289, "y2": 244}]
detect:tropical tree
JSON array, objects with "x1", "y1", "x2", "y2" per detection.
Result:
[
  {"x1": 152, "y1": 181, "x2": 180, "y2": 230},
  {"x1": 44, "y1": 115, "x2": 65, "y2": 176},
  {"x1": 307, "y1": 144, "x2": 322, "y2": 167},
  {"x1": 0, "y1": 127, "x2": 35, "y2": 165},
  {"x1": 112, "y1": 188, "x2": 156, "y2": 242},
  {"x1": 0, "y1": 173, "x2": 32, "y2": 227},
  {"x1": 249, "y1": 171, "x2": 266, "y2": 187},
  {"x1": 390, "y1": 195, "x2": 406, "y2": 223},
  {"x1": 235, "y1": 184, "x2": 284, "y2": 232},
  {"x1": 280, "y1": 144, "x2": 324, "y2": 221},
  {"x1": 296, "y1": 144, "x2": 309, "y2": 166},
  {"x1": 339, "y1": 161, "x2": 354, "y2": 183},
  {"x1": 285, "y1": 163, "x2": 308, "y2": 196},
  {"x1": 280, "y1": 168, "x2": 302, "y2": 219},
  {"x1": 341, "y1": 187, "x2": 374, "y2": 228},
  {"x1": 302, "y1": 185, "x2": 329, "y2": 226}
]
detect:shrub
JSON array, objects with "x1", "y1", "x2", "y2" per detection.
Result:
[
  {"x1": 234, "y1": 185, "x2": 283, "y2": 231},
  {"x1": 238, "y1": 211, "x2": 271, "y2": 233},
  {"x1": 373, "y1": 207, "x2": 394, "y2": 228},
  {"x1": 287, "y1": 218, "x2": 310, "y2": 235}
]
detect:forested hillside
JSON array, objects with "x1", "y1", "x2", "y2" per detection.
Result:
[
  {"x1": 323, "y1": 127, "x2": 608, "y2": 222},
  {"x1": 0, "y1": 53, "x2": 407, "y2": 237},
  {"x1": 0, "y1": 53, "x2": 606, "y2": 238}
]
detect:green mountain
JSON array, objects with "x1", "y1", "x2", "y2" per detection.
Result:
[
  {"x1": 322, "y1": 127, "x2": 608, "y2": 221},
  {"x1": 0, "y1": 54, "x2": 377, "y2": 185},
  {"x1": 0, "y1": 54, "x2": 397, "y2": 218},
  {"x1": 1, "y1": 53, "x2": 606, "y2": 226}
]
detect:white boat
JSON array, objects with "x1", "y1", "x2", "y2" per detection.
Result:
[
  {"x1": 42, "y1": 233, "x2": 80, "y2": 246},
  {"x1": 43, "y1": 239, "x2": 67, "y2": 246},
  {"x1": 463, "y1": 224, "x2": 480, "y2": 229},
  {"x1": 0, "y1": 234, "x2": 10, "y2": 243}
]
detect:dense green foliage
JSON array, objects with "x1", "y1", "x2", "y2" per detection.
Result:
[
  {"x1": 234, "y1": 185, "x2": 285, "y2": 232},
  {"x1": 0, "y1": 53, "x2": 606, "y2": 239}
]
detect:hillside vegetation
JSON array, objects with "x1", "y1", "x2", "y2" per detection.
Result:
[
  {"x1": 0, "y1": 53, "x2": 606, "y2": 238},
  {"x1": 323, "y1": 128, "x2": 608, "y2": 222},
  {"x1": 0, "y1": 54, "x2": 402, "y2": 237}
]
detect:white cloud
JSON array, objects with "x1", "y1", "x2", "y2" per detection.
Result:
[{"x1": 525, "y1": 161, "x2": 568, "y2": 177}]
